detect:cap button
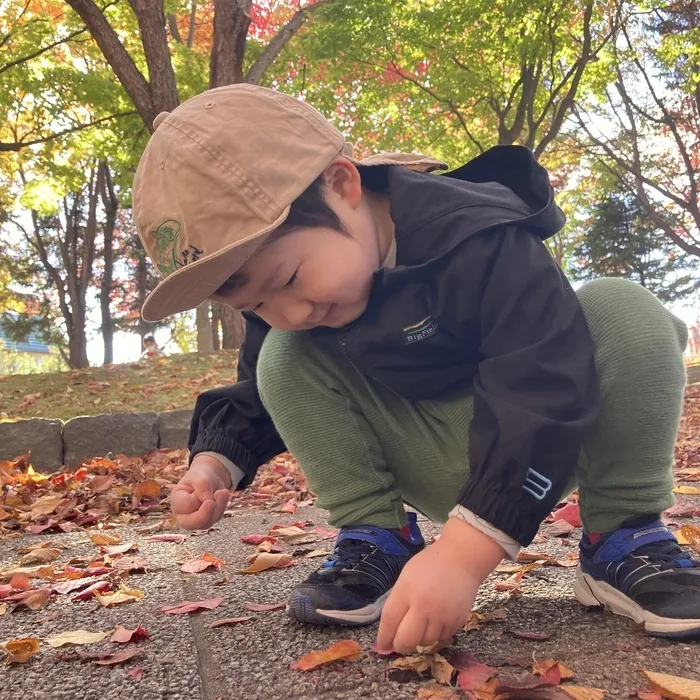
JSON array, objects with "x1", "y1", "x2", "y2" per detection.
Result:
[{"x1": 153, "y1": 111, "x2": 170, "y2": 130}]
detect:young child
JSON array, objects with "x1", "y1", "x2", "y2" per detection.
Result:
[
  {"x1": 132, "y1": 84, "x2": 698, "y2": 653},
  {"x1": 140, "y1": 334, "x2": 163, "y2": 360}
]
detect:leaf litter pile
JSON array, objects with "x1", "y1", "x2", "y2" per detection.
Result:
[{"x1": 0, "y1": 384, "x2": 699, "y2": 696}]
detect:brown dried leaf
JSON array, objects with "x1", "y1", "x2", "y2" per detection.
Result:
[
  {"x1": 94, "y1": 583, "x2": 143, "y2": 607},
  {"x1": 19, "y1": 548, "x2": 62, "y2": 566},
  {"x1": 243, "y1": 601, "x2": 287, "y2": 612},
  {"x1": 181, "y1": 552, "x2": 226, "y2": 573},
  {"x1": 431, "y1": 654, "x2": 456, "y2": 685},
  {"x1": 162, "y1": 597, "x2": 224, "y2": 615},
  {"x1": 416, "y1": 682, "x2": 462, "y2": 699},
  {"x1": 391, "y1": 655, "x2": 432, "y2": 674},
  {"x1": 46, "y1": 630, "x2": 110, "y2": 647},
  {"x1": 93, "y1": 646, "x2": 141, "y2": 665},
  {"x1": 643, "y1": 671, "x2": 700, "y2": 700},
  {"x1": 291, "y1": 639, "x2": 362, "y2": 671},
  {"x1": 89, "y1": 533, "x2": 122, "y2": 546},
  {"x1": 12, "y1": 587, "x2": 51, "y2": 611}
]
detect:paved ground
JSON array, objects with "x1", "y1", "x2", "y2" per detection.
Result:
[{"x1": 1, "y1": 499, "x2": 699, "y2": 700}]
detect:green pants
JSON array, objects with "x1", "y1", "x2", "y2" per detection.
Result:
[{"x1": 256, "y1": 278, "x2": 688, "y2": 535}]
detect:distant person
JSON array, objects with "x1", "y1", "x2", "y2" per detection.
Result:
[
  {"x1": 132, "y1": 85, "x2": 697, "y2": 653},
  {"x1": 140, "y1": 335, "x2": 163, "y2": 360}
]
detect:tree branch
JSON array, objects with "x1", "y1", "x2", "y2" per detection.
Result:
[
  {"x1": 244, "y1": 0, "x2": 336, "y2": 85},
  {"x1": 0, "y1": 111, "x2": 138, "y2": 151},
  {"x1": 167, "y1": 13, "x2": 183, "y2": 43},
  {"x1": 0, "y1": 26, "x2": 88, "y2": 76},
  {"x1": 66, "y1": 0, "x2": 156, "y2": 125}
]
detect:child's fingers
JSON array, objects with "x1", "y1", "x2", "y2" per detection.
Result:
[
  {"x1": 175, "y1": 500, "x2": 217, "y2": 530},
  {"x1": 392, "y1": 609, "x2": 427, "y2": 656},
  {"x1": 420, "y1": 621, "x2": 444, "y2": 650},
  {"x1": 212, "y1": 489, "x2": 230, "y2": 519},
  {"x1": 376, "y1": 593, "x2": 409, "y2": 652},
  {"x1": 171, "y1": 485, "x2": 201, "y2": 515}
]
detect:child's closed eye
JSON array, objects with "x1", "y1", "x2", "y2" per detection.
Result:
[{"x1": 284, "y1": 271, "x2": 298, "y2": 287}]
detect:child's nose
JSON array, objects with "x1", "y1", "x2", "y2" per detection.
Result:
[{"x1": 278, "y1": 298, "x2": 314, "y2": 328}]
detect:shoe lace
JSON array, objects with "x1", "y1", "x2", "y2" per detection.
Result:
[
  {"x1": 323, "y1": 539, "x2": 377, "y2": 570},
  {"x1": 635, "y1": 540, "x2": 700, "y2": 570}
]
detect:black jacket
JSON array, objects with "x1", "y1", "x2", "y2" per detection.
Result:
[{"x1": 188, "y1": 145, "x2": 601, "y2": 546}]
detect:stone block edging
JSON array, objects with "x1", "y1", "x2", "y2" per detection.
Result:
[{"x1": 0, "y1": 409, "x2": 193, "y2": 472}]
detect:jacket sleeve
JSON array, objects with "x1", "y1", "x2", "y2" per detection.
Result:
[
  {"x1": 456, "y1": 227, "x2": 601, "y2": 546},
  {"x1": 188, "y1": 311, "x2": 286, "y2": 489}
]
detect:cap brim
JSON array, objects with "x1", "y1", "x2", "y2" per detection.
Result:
[{"x1": 141, "y1": 205, "x2": 290, "y2": 322}]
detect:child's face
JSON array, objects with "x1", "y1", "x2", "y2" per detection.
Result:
[{"x1": 214, "y1": 160, "x2": 389, "y2": 331}]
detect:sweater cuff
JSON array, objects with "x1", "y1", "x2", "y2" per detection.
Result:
[
  {"x1": 448, "y1": 505, "x2": 521, "y2": 561},
  {"x1": 196, "y1": 451, "x2": 245, "y2": 489}
]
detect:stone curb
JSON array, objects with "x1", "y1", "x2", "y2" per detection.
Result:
[{"x1": 0, "y1": 409, "x2": 193, "y2": 472}]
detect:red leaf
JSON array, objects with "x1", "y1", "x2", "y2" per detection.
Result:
[
  {"x1": 552, "y1": 502, "x2": 582, "y2": 528},
  {"x1": 240, "y1": 534, "x2": 278, "y2": 545},
  {"x1": 162, "y1": 598, "x2": 224, "y2": 615},
  {"x1": 291, "y1": 639, "x2": 362, "y2": 671},
  {"x1": 110, "y1": 624, "x2": 150, "y2": 644},
  {"x1": 93, "y1": 647, "x2": 141, "y2": 665},
  {"x1": 313, "y1": 526, "x2": 339, "y2": 540},
  {"x1": 207, "y1": 616, "x2": 254, "y2": 628},
  {"x1": 126, "y1": 665, "x2": 143, "y2": 681},
  {"x1": 457, "y1": 663, "x2": 497, "y2": 690}
]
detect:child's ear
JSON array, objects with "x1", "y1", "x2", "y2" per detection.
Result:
[{"x1": 323, "y1": 157, "x2": 363, "y2": 209}]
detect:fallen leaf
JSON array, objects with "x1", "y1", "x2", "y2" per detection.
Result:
[
  {"x1": 94, "y1": 583, "x2": 143, "y2": 607},
  {"x1": 678, "y1": 524, "x2": 700, "y2": 554},
  {"x1": 146, "y1": 534, "x2": 186, "y2": 544},
  {"x1": 133, "y1": 480, "x2": 161, "y2": 500},
  {"x1": 19, "y1": 548, "x2": 62, "y2": 566},
  {"x1": 664, "y1": 503, "x2": 699, "y2": 518},
  {"x1": 112, "y1": 555, "x2": 152, "y2": 573},
  {"x1": 73, "y1": 581, "x2": 111, "y2": 600},
  {"x1": 89, "y1": 533, "x2": 121, "y2": 546},
  {"x1": 552, "y1": 502, "x2": 583, "y2": 528},
  {"x1": 240, "y1": 534, "x2": 279, "y2": 546},
  {"x1": 127, "y1": 665, "x2": 143, "y2": 681},
  {"x1": 457, "y1": 662, "x2": 498, "y2": 690},
  {"x1": 0, "y1": 603, "x2": 6, "y2": 616},
  {"x1": 101, "y1": 542, "x2": 138, "y2": 556},
  {"x1": 631, "y1": 691, "x2": 663, "y2": 700},
  {"x1": 302, "y1": 549, "x2": 331, "y2": 559},
  {"x1": 534, "y1": 660, "x2": 576, "y2": 683},
  {"x1": 239, "y1": 552, "x2": 293, "y2": 574},
  {"x1": 313, "y1": 525, "x2": 338, "y2": 540},
  {"x1": 243, "y1": 601, "x2": 287, "y2": 612},
  {"x1": 10, "y1": 574, "x2": 31, "y2": 590},
  {"x1": 431, "y1": 653, "x2": 456, "y2": 684},
  {"x1": 541, "y1": 521, "x2": 576, "y2": 538},
  {"x1": 672, "y1": 486, "x2": 700, "y2": 495},
  {"x1": 291, "y1": 639, "x2": 362, "y2": 671},
  {"x1": 416, "y1": 681, "x2": 462, "y2": 698},
  {"x1": 110, "y1": 625, "x2": 150, "y2": 644},
  {"x1": 207, "y1": 616, "x2": 254, "y2": 628},
  {"x1": 162, "y1": 598, "x2": 224, "y2": 615},
  {"x1": 2, "y1": 637, "x2": 40, "y2": 664},
  {"x1": 46, "y1": 630, "x2": 110, "y2": 647},
  {"x1": 93, "y1": 647, "x2": 141, "y2": 665},
  {"x1": 12, "y1": 587, "x2": 51, "y2": 611},
  {"x1": 181, "y1": 552, "x2": 226, "y2": 573},
  {"x1": 643, "y1": 670, "x2": 700, "y2": 700},
  {"x1": 494, "y1": 570, "x2": 525, "y2": 595},
  {"x1": 510, "y1": 630, "x2": 554, "y2": 641},
  {"x1": 30, "y1": 495, "x2": 64, "y2": 517}
]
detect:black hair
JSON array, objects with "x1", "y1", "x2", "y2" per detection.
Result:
[
  {"x1": 214, "y1": 166, "x2": 389, "y2": 296},
  {"x1": 144, "y1": 335, "x2": 156, "y2": 343}
]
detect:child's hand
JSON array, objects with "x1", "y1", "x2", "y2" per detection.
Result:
[
  {"x1": 171, "y1": 455, "x2": 232, "y2": 530},
  {"x1": 376, "y1": 517, "x2": 506, "y2": 654}
]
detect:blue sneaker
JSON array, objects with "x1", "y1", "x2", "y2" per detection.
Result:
[
  {"x1": 287, "y1": 512, "x2": 425, "y2": 626},
  {"x1": 574, "y1": 518, "x2": 700, "y2": 637}
]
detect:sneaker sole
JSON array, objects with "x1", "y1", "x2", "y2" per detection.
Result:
[
  {"x1": 287, "y1": 589, "x2": 392, "y2": 627},
  {"x1": 574, "y1": 566, "x2": 700, "y2": 638}
]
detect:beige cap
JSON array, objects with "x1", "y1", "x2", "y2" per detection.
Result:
[{"x1": 133, "y1": 84, "x2": 447, "y2": 322}]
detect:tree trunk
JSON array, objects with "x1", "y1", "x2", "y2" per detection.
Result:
[
  {"x1": 211, "y1": 301, "x2": 222, "y2": 351},
  {"x1": 220, "y1": 304, "x2": 245, "y2": 349},
  {"x1": 196, "y1": 302, "x2": 214, "y2": 354},
  {"x1": 99, "y1": 161, "x2": 119, "y2": 365}
]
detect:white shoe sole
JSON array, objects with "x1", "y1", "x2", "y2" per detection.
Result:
[
  {"x1": 315, "y1": 589, "x2": 393, "y2": 624},
  {"x1": 574, "y1": 566, "x2": 700, "y2": 636}
]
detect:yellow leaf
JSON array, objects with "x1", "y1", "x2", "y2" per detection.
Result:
[
  {"x1": 672, "y1": 486, "x2": 700, "y2": 495},
  {"x1": 679, "y1": 525, "x2": 700, "y2": 554},
  {"x1": 417, "y1": 682, "x2": 463, "y2": 699},
  {"x1": 561, "y1": 686, "x2": 608, "y2": 700},
  {"x1": 0, "y1": 603, "x2": 7, "y2": 616},
  {"x1": 94, "y1": 583, "x2": 143, "y2": 607},
  {"x1": 2, "y1": 637, "x2": 40, "y2": 664},
  {"x1": 45, "y1": 630, "x2": 110, "y2": 648},
  {"x1": 30, "y1": 495, "x2": 64, "y2": 517},
  {"x1": 391, "y1": 655, "x2": 432, "y2": 674},
  {"x1": 643, "y1": 671, "x2": 700, "y2": 700}
]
